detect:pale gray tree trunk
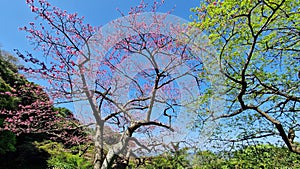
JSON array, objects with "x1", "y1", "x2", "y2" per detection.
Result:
[
  {"x1": 94, "y1": 123, "x2": 104, "y2": 169},
  {"x1": 101, "y1": 137, "x2": 129, "y2": 169}
]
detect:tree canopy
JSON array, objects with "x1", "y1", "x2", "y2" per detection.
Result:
[{"x1": 191, "y1": 0, "x2": 300, "y2": 153}]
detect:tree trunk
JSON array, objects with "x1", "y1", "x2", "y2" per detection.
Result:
[
  {"x1": 101, "y1": 137, "x2": 129, "y2": 169},
  {"x1": 94, "y1": 123, "x2": 104, "y2": 169}
]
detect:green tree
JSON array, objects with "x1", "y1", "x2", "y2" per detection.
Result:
[{"x1": 191, "y1": 0, "x2": 300, "y2": 153}]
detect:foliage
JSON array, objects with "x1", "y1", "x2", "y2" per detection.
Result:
[
  {"x1": 0, "y1": 129, "x2": 16, "y2": 154},
  {"x1": 0, "y1": 140, "x2": 49, "y2": 169},
  {"x1": 191, "y1": 0, "x2": 300, "y2": 153},
  {"x1": 35, "y1": 141, "x2": 93, "y2": 169},
  {"x1": 0, "y1": 52, "x2": 20, "y2": 154},
  {"x1": 127, "y1": 144, "x2": 300, "y2": 168},
  {"x1": 191, "y1": 144, "x2": 300, "y2": 169},
  {"x1": 142, "y1": 153, "x2": 189, "y2": 169},
  {"x1": 192, "y1": 150, "x2": 226, "y2": 169},
  {"x1": 225, "y1": 144, "x2": 300, "y2": 168},
  {"x1": 130, "y1": 146, "x2": 190, "y2": 169},
  {"x1": 0, "y1": 54, "x2": 21, "y2": 110}
]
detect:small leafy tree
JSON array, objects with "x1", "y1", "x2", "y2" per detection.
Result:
[{"x1": 191, "y1": 0, "x2": 300, "y2": 153}]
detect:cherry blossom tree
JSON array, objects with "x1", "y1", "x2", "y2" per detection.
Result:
[{"x1": 19, "y1": 1, "x2": 213, "y2": 168}]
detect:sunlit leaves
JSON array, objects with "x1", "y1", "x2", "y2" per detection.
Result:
[{"x1": 191, "y1": 0, "x2": 300, "y2": 151}]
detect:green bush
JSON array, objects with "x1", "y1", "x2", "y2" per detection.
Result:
[
  {"x1": 35, "y1": 141, "x2": 92, "y2": 169},
  {"x1": 225, "y1": 144, "x2": 300, "y2": 169},
  {"x1": 0, "y1": 130, "x2": 16, "y2": 154},
  {"x1": 135, "y1": 148, "x2": 190, "y2": 169},
  {"x1": 192, "y1": 144, "x2": 300, "y2": 169}
]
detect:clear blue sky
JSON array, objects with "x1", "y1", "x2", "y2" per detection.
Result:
[{"x1": 0, "y1": 0, "x2": 200, "y2": 53}]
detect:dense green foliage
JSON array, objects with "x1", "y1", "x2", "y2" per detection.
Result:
[
  {"x1": 192, "y1": 144, "x2": 300, "y2": 169},
  {"x1": 225, "y1": 144, "x2": 300, "y2": 168},
  {"x1": 0, "y1": 140, "x2": 49, "y2": 169},
  {"x1": 137, "y1": 149, "x2": 190, "y2": 169},
  {"x1": 0, "y1": 126, "x2": 16, "y2": 154},
  {"x1": 192, "y1": 150, "x2": 225, "y2": 169},
  {"x1": 35, "y1": 141, "x2": 93, "y2": 169},
  {"x1": 127, "y1": 144, "x2": 300, "y2": 168},
  {"x1": 0, "y1": 53, "x2": 20, "y2": 154}
]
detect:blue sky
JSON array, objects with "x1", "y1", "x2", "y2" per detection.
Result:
[{"x1": 0, "y1": 0, "x2": 199, "y2": 53}]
